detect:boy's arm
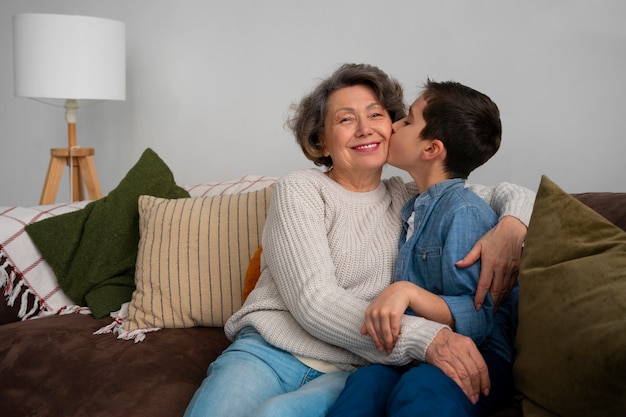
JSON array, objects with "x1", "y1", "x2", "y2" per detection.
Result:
[
  {"x1": 463, "y1": 182, "x2": 535, "y2": 309},
  {"x1": 439, "y1": 206, "x2": 497, "y2": 344},
  {"x1": 361, "y1": 281, "x2": 453, "y2": 353},
  {"x1": 361, "y1": 273, "x2": 494, "y2": 352},
  {"x1": 457, "y1": 216, "x2": 525, "y2": 309}
]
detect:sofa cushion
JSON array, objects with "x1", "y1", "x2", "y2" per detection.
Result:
[
  {"x1": 0, "y1": 313, "x2": 230, "y2": 417},
  {"x1": 25, "y1": 149, "x2": 189, "y2": 318},
  {"x1": 122, "y1": 186, "x2": 273, "y2": 337},
  {"x1": 514, "y1": 176, "x2": 626, "y2": 416}
]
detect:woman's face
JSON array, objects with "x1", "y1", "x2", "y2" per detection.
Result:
[{"x1": 321, "y1": 85, "x2": 392, "y2": 178}]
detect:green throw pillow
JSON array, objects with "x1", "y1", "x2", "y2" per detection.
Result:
[
  {"x1": 25, "y1": 148, "x2": 190, "y2": 318},
  {"x1": 514, "y1": 176, "x2": 626, "y2": 417}
]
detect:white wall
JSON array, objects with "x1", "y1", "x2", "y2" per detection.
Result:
[{"x1": 1, "y1": 0, "x2": 625, "y2": 206}]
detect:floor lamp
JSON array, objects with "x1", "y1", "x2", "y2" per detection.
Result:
[{"x1": 13, "y1": 13, "x2": 126, "y2": 204}]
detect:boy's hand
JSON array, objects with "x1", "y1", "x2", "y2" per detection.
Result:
[{"x1": 360, "y1": 282, "x2": 412, "y2": 353}]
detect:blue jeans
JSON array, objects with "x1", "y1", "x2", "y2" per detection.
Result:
[
  {"x1": 327, "y1": 350, "x2": 513, "y2": 417},
  {"x1": 184, "y1": 327, "x2": 350, "y2": 417}
]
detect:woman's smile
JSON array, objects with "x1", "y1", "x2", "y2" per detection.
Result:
[{"x1": 352, "y1": 142, "x2": 381, "y2": 151}]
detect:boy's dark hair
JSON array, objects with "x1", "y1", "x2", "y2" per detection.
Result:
[{"x1": 420, "y1": 79, "x2": 501, "y2": 179}]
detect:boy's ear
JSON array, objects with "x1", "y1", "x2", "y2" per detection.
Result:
[{"x1": 423, "y1": 139, "x2": 445, "y2": 160}]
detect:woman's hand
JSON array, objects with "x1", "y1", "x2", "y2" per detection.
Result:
[
  {"x1": 425, "y1": 328, "x2": 490, "y2": 404},
  {"x1": 360, "y1": 282, "x2": 411, "y2": 354},
  {"x1": 455, "y1": 215, "x2": 526, "y2": 310}
]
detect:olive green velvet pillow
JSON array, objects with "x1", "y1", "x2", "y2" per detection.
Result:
[{"x1": 514, "y1": 176, "x2": 626, "y2": 417}]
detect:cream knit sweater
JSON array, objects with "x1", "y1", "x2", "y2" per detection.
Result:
[{"x1": 224, "y1": 169, "x2": 534, "y2": 371}]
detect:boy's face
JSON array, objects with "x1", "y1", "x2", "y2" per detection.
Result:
[{"x1": 387, "y1": 95, "x2": 428, "y2": 171}]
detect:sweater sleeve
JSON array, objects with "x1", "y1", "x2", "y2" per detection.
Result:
[
  {"x1": 467, "y1": 182, "x2": 535, "y2": 226},
  {"x1": 261, "y1": 174, "x2": 447, "y2": 365}
]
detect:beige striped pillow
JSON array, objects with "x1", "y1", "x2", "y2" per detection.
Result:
[{"x1": 123, "y1": 186, "x2": 273, "y2": 332}]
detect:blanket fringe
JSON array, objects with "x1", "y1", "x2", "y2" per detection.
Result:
[
  {"x1": 93, "y1": 302, "x2": 161, "y2": 343},
  {"x1": 1, "y1": 255, "x2": 38, "y2": 320},
  {"x1": 36, "y1": 305, "x2": 91, "y2": 318},
  {"x1": 18, "y1": 286, "x2": 36, "y2": 319},
  {"x1": 114, "y1": 326, "x2": 161, "y2": 343},
  {"x1": 8, "y1": 276, "x2": 25, "y2": 307},
  {"x1": 2, "y1": 254, "x2": 90, "y2": 320}
]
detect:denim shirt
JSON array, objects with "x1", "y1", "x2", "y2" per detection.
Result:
[{"x1": 396, "y1": 179, "x2": 518, "y2": 363}]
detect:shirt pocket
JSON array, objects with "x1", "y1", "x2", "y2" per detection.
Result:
[{"x1": 413, "y1": 246, "x2": 443, "y2": 293}]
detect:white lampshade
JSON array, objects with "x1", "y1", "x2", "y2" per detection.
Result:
[{"x1": 13, "y1": 13, "x2": 125, "y2": 101}]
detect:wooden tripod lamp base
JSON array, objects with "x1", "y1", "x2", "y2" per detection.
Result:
[
  {"x1": 39, "y1": 101, "x2": 104, "y2": 205},
  {"x1": 39, "y1": 147, "x2": 103, "y2": 205}
]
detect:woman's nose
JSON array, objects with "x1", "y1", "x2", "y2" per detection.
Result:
[{"x1": 356, "y1": 119, "x2": 374, "y2": 136}]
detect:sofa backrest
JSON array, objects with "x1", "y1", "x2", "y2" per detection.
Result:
[
  {"x1": 2, "y1": 189, "x2": 626, "y2": 327},
  {"x1": 572, "y1": 192, "x2": 626, "y2": 232}
]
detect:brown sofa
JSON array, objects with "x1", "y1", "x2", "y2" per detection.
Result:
[{"x1": 1, "y1": 178, "x2": 624, "y2": 417}]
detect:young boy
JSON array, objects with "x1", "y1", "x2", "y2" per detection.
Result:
[{"x1": 327, "y1": 80, "x2": 518, "y2": 417}]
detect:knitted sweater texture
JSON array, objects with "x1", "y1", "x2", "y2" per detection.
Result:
[{"x1": 224, "y1": 169, "x2": 534, "y2": 371}]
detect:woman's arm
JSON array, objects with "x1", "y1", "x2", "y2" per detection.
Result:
[{"x1": 468, "y1": 182, "x2": 535, "y2": 225}]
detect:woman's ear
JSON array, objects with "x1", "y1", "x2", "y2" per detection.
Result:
[{"x1": 318, "y1": 134, "x2": 330, "y2": 157}]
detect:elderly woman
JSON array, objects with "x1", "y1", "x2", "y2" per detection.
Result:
[{"x1": 184, "y1": 63, "x2": 533, "y2": 417}]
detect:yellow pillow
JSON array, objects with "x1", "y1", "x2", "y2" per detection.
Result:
[{"x1": 124, "y1": 186, "x2": 273, "y2": 332}]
